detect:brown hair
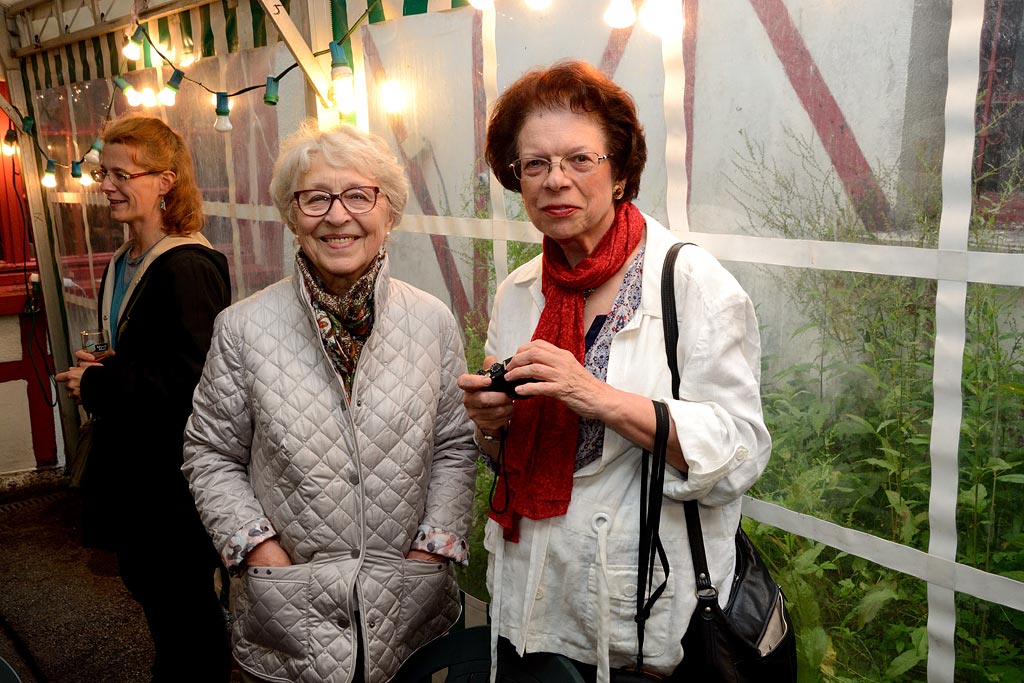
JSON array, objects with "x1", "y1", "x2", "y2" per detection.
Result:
[
  {"x1": 101, "y1": 115, "x2": 204, "y2": 235},
  {"x1": 485, "y1": 60, "x2": 647, "y2": 203}
]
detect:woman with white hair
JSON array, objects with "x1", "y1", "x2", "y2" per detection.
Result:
[{"x1": 183, "y1": 120, "x2": 477, "y2": 683}]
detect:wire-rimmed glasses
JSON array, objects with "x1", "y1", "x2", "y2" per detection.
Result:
[
  {"x1": 509, "y1": 152, "x2": 611, "y2": 181},
  {"x1": 90, "y1": 168, "x2": 165, "y2": 184},
  {"x1": 293, "y1": 186, "x2": 383, "y2": 217}
]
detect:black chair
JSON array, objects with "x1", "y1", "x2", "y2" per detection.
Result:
[
  {"x1": 0, "y1": 657, "x2": 22, "y2": 683},
  {"x1": 394, "y1": 626, "x2": 585, "y2": 683}
]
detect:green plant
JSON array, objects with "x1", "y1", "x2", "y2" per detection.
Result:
[{"x1": 732, "y1": 128, "x2": 1024, "y2": 680}]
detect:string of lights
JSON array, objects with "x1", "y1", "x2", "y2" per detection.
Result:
[
  {"x1": 0, "y1": 0, "x2": 380, "y2": 187},
  {"x1": 2, "y1": 0, "x2": 681, "y2": 189}
]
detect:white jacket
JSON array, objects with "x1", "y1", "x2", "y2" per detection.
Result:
[
  {"x1": 484, "y1": 215, "x2": 771, "y2": 679},
  {"x1": 183, "y1": 259, "x2": 477, "y2": 683}
]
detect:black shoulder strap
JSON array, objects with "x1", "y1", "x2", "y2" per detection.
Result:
[
  {"x1": 660, "y1": 242, "x2": 715, "y2": 587},
  {"x1": 661, "y1": 242, "x2": 685, "y2": 400},
  {"x1": 636, "y1": 399, "x2": 670, "y2": 670},
  {"x1": 634, "y1": 241, "x2": 698, "y2": 669}
]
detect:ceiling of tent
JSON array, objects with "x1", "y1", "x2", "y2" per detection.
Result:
[{"x1": 1, "y1": 0, "x2": 186, "y2": 62}]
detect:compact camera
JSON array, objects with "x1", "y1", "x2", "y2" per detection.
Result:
[{"x1": 477, "y1": 357, "x2": 536, "y2": 399}]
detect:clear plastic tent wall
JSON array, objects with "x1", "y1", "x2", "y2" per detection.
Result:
[{"x1": 19, "y1": 0, "x2": 1024, "y2": 680}]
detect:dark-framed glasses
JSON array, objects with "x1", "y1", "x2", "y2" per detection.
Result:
[
  {"x1": 90, "y1": 168, "x2": 164, "y2": 184},
  {"x1": 293, "y1": 186, "x2": 383, "y2": 217},
  {"x1": 509, "y1": 152, "x2": 611, "y2": 180}
]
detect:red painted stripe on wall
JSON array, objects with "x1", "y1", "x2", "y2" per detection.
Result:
[
  {"x1": 748, "y1": 0, "x2": 892, "y2": 230},
  {"x1": 600, "y1": 26, "x2": 634, "y2": 77}
]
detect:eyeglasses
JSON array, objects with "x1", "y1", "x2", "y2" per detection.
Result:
[
  {"x1": 509, "y1": 152, "x2": 611, "y2": 180},
  {"x1": 90, "y1": 168, "x2": 164, "y2": 184},
  {"x1": 293, "y1": 186, "x2": 383, "y2": 217}
]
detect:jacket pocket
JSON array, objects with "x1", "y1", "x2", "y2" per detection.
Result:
[
  {"x1": 589, "y1": 563, "x2": 675, "y2": 658},
  {"x1": 236, "y1": 563, "x2": 312, "y2": 660},
  {"x1": 397, "y1": 559, "x2": 460, "y2": 651}
]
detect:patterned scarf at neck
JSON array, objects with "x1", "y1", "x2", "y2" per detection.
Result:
[
  {"x1": 490, "y1": 201, "x2": 646, "y2": 541},
  {"x1": 296, "y1": 249, "x2": 385, "y2": 397}
]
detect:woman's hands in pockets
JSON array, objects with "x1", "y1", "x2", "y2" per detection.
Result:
[
  {"x1": 406, "y1": 549, "x2": 447, "y2": 563},
  {"x1": 245, "y1": 538, "x2": 293, "y2": 567}
]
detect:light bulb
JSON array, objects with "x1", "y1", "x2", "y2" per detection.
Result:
[
  {"x1": 380, "y1": 80, "x2": 406, "y2": 114},
  {"x1": 638, "y1": 0, "x2": 683, "y2": 37},
  {"x1": 84, "y1": 137, "x2": 102, "y2": 165},
  {"x1": 122, "y1": 26, "x2": 146, "y2": 61},
  {"x1": 114, "y1": 76, "x2": 143, "y2": 107},
  {"x1": 158, "y1": 69, "x2": 184, "y2": 106},
  {"x1": 332, "y1": 68, "x2": 356, "y2": 114},
  {"x1": 468, "y1": 0, "x2": 493, "y2": 8},
  {"x1": 139, "y1": 87, "x2": 157, "y2": 107},
  {"x1": 525, "y1": 0, "x2": 551, "y2": 9},
  {"x1": 2, "y1": 129, "x2": 17, "y2": 156},
  {"x1": 264, "y1": 77, "x2": 280, "y2": 106},
  {"x1": 71, "y1": 160, "x2": 94, "y2": 187},
  {"x1": 329, "y1": 41, "x2": 356, "y2": 114},
  {"x1": 214, "y1": 92, "x2": 233, "y2": 133},
  {"x1": 604, "y1": 0, "x2": 636, "y2": 29},
  {"x1": 41, "y1": 159, "x2": 57, "y2": 188}
]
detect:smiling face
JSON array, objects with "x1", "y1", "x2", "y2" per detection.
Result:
[
  {"x1": 516, "y1": 108, "x2": 623, "y2": 266},
  {"x1": 98, "y1": 142, "x2": 172, "y2": 230},
  {"x1": 294, "y1": 155, "x2": 393, "y2": 295}
]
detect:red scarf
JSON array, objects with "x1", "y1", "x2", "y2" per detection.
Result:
[{"x1": 490, "y1": 202, "x2": 645, "y2": 541}]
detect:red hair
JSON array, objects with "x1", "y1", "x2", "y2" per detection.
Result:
[
  {"x1": 102, "y1": 115, "x2": 204, "y2": 235},
  {"x1": 485, "y1": 60, "x2": 647, "y2": 203}
]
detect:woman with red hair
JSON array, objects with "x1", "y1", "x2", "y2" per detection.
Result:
[
  {"x1": 57, "y1": 114, "x2": 231, "y2": 682},
  {"x1": 459, "y1": 61, "x2": 773, "y2": 681}
]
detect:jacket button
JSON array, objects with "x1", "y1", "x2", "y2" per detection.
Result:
[
  {"x1": 338, "y1": 616, "x2": 350, "y2": 628},
  {"x1": 350, "y1": 549, "x2": 360, "y2": 559},
  {"x1": 349, "y1": 472, "x2": 359, "y2": 485},
  {"x1": 367, "y1": 619, "x2": 376, "y2": 629}
]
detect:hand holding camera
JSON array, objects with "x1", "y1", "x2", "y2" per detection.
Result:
[{"x1": 477, "y1": 357, "x2": 537, "y2": 399}]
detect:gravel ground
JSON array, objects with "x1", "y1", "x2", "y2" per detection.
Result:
[{"x1": 0, "y1": 475, "x2": 153, "y2": 683}]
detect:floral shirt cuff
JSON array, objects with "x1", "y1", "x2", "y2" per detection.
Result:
[
  {"x1": 223, "y1": 517, "x2": 277, "y2": 575},
  {"x1": 412, "y1": 525, "x2": 470, "y2": 566}
]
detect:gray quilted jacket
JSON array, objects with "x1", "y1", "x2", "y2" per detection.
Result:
[{"x1": 182, "y1": 259, "x2": 477, "y2": 683}]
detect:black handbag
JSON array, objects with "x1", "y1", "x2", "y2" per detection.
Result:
[
  {"x1": 67, "y1": 416, "x2": 95, "y2": 488},
  {"x1": 637, "y1": 242, "x2": 797, "y2": 683}
]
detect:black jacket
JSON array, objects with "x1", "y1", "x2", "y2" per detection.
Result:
[{"x1": 80, "y1": 242, "x2": 230, "y2": 549}]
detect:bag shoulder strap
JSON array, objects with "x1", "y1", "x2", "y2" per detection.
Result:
[
  {"x1": 635, "y1": 399, "x2": 670, "y2": 670},
  {"x1": 660, "y1": 242, "x2": 716, "y2": 591},
  {"x1": 661, "y1": 242, "x2": 685, "y2": 399}
]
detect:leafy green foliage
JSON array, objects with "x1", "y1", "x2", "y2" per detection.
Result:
[{"x1": 734, "y1": 129, "x2": 1024, "y2": 680}]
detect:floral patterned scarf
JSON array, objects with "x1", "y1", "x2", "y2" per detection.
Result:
[{"x1": 296, "y1": 248, "x2": 385, "y2": 398}]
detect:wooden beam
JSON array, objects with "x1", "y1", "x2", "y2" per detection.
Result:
[
  {"x1": 7, "y1": 0, "x2": 202, "y2": 57},
  {"x1": 254, "y1": 0, "x2": 331, "y2": 107}
]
